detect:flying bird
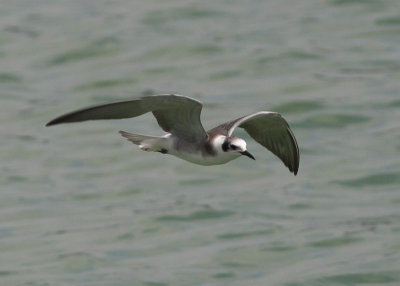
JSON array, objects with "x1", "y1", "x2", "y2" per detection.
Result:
[{"x1": 46, "y1": 94, "x2": 299, "y2": 175}]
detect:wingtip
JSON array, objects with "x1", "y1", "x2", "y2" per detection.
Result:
[
  {"x1": 45, "y1": 118, "x2": 60, "y2": 127},
  {"x1": 291, "y1": 161, "x2": 299, "y2": 176}
]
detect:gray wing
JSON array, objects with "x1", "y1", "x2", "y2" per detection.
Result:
[
  {"x1": 46, "y1": 94, "x2": 207, "y2": 142},
  {"x1": 210, "y1": 111, "x2": 299, "y2": 175}
]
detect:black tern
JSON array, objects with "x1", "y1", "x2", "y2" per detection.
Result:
[{"x1": 46, "y1": 94, "x2": 299, "y2": 175}]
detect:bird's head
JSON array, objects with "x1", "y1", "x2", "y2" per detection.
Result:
[{"x1": 221, "y1": 137, "x2": 255, "y2": 160}]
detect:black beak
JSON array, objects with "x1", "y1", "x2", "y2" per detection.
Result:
[{"x1": 240, "y1": 150, "x2": 255, "y2": 160}]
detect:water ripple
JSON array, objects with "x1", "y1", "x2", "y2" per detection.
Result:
[
  {"x1": 294, "y1": 113, "x2": 370, "y2": 128},
  {"x1": 336, "y1": 172, "x2": 400, "y2": 187},
  {"x1": 317, "y1": 270, "x2": 400, "y2": 284},
  {"x1": 47, "y1": 36, "x2": 120, "y2": 66},
  {"x1": 156, "y1": 209, "x2": 235, "y2": 221}
]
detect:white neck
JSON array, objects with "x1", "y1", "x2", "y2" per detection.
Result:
[{"x1": 211, "y1": 135, "x2": 227, "y2": 152}]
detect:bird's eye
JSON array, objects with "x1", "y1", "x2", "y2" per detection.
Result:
[{"x1": 230, "y1": 144, "x2": 238, "y2": 150}]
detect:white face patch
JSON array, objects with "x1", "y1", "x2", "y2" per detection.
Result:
[
  {"x1": 212, "y1": 135, "x2": 247, "y2": 153},
  {"x1": 230, "y1": 138, "x2": 247, "y2": 151}
]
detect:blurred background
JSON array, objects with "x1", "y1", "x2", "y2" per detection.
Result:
[{"x1": 1, "y1": 0, "x2": 400, "y2": 285}]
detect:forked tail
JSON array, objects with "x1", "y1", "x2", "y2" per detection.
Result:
[{"x1": 119, "y1": 130, "x2": 166, "y2": 152}]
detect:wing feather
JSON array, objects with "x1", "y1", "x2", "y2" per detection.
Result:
[
  {"x1": 46, "y1": 94, "x2": 207, "y2": 142},
  {"x1": 210, "y1": 111, "x2": 299, "y2": 175}
]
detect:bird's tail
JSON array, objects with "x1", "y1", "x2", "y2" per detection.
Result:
[{"x1": 119, "y1": 130, "x2": 166, "y2": 152}]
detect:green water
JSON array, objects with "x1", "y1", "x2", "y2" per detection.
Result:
[{"x1": 1, "y1": 0, "x2": 400, "y2": 285}]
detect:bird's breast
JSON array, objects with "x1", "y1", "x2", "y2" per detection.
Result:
[
  {"x1": 171, "y1": 149, "x2": 240, "y2": 166},
  {"x1": 166, "y1": 135, "x2": 239, "y2": 165}
]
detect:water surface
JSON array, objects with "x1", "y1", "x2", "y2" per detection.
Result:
[{"x1": 1, "y1": 0, "x2": 400, "y2": 285}]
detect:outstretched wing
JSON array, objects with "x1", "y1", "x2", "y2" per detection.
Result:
[
  {"x1": 210, "y1": 111, "x2": 299, "y2": 175},
  {"x1": 46, "y1": 94, "x2": 207, "y2": 143}
]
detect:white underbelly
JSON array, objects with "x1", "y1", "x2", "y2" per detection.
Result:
[
  {"x1": 163, "y1": 134, "x2": 240, "y2": 166},
  {"x1": 171, "y1": 150, "x2": 240, "y2": 166}
]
